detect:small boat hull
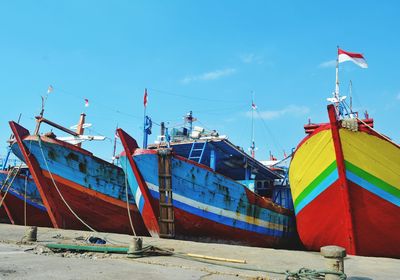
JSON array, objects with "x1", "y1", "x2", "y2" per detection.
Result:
[{"x1": 0, "y1": 170, "x2": 51, "y2": 227}]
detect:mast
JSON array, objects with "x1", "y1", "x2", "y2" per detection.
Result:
[
  {"x1": 143, "y1": 88, "x2": 148, "y2": 148},
  {"x1": 349, "y1": 80, "x2": 353, "y2": 113},
  {"x1": 334, "y1": 46, "x2": 340, "y2": 114},
  {"x1": 250, "y1": 91, "x2": 256, "y2": 158},
  {"x1": 112, "y1": 124, "x2": 118, "y2": 164},
  {"x1": 75, "y1": 113, "x2": 86, "y2": 148}
]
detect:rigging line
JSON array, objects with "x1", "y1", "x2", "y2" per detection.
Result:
[
  {"x1": 54, "y1": 87, "x2": 143, "y2": 120},
  {"x1": 356, "y1": 117, "x2": 400, "y2": 149},
  {"x1": 255, "y1": 109, "x2": 284, "y2": 153},
  {"x1": 194, "y1": 104, "x2": 249, "y2": 114},
  {"x1": 148, "y1": 88, "x2": 244, "y2": 103},
  {"x1": 24, "y1": 175, "x2": 27, "y2": 226}
]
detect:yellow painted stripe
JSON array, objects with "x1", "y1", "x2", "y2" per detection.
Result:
[
  {"x1": 340, "y1": 129, "x2": 400, "y2": 191},
  {"x1": 289, "y1": 130, "x2": 336, "y2": 200}
]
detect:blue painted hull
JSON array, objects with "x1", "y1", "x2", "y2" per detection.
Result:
[
  {"x1": 122, "y1": 151, "x2": 296, "y2": 247},
  {"x1": 10, "y1": 135, "x2": 148, "y2": 235},
  {"x1": 0, "y1": 170, "x2": 50, "y2": 226},
  {"x1": 11, "y1": 139, "x2": 133, "y2": 203}
]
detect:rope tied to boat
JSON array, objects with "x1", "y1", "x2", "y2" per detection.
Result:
[
  {"x1": 124, "y1": 162, "x2": 137, "y2": 237},
  {"x1": 37, "y1": 135, "x2": 97, "y2": 232},
  {"x1": 356, "y1": 117, "x2": 400, "y2": 149},
  {"x1": 0, "y1": 164, "x2": 22, "y2": 208},
  {"x1": 37, "y1": 135, "x2": 139, "y2": 245}
]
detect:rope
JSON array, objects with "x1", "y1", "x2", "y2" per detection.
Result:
[
  {"x1": 24, "y1": 175, "x2": 27, "y2": 226},
  {"x1": 124, "y1": 164, "x2": 137, "y2": 236},
  {"x1": 356, "y1": 117, "x2": 400, "y2": 149},
  {"x1": 0, "y1": 164, "x2": 22, "y2": 207},
  {"x1": 37, "y1": 135, "x2": 136, "y2": 246},
  {"x1": 126, "y1": 245, "x2": 347, "y2": 280},
  {"x1": 37, "y1": 136, "x2": 97, "y2": 232}
]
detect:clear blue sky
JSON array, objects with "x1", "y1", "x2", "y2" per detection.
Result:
[{"x1": 1, "y1": 1, "x2": 399, "y2": 162}]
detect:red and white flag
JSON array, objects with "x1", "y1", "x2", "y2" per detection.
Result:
[
  {"x1": 84, "y1": 98, "x2": 89, "y2": 107},
  {"x1": 143, "y1": 88, "x2": 148, "y2": 107},
  {"x1": 251, "y1": 102, "x2": 257, "y2": 110},
  {"x1": 338, "y1": 48, "x2": 368, "y2": 68}
]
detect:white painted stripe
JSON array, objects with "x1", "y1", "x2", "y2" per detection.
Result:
[
  {"x1": 145, "y1": 182, "x2": 285, "y2": 231},
  {"x1": 135, "y1": 187, "x2": 142, "y2": 205}
]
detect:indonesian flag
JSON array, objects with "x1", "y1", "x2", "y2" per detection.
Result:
[
  {"x1": 338, "y1": 48, "x2": 368, "y2": 68},
  {"x1": 84, "y1": 98, "x2": 89, "y2": 107},
  {"x1": 251, "y1": 101, "x2": 257, "y2": 110},
  {"x1": 47, "y1": 85, "x2": 54, "y2": 94},
  {"x1": 143, "y1": 88, "x2": 148, "y2": 107}
]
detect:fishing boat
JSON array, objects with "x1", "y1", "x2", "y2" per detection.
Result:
[
  {"x1": 289, "y1": 48, "x2": 400, "y2": 258},
  {"x1": 0, "y1": 166, "x2": 51, "y2": 227},
  {"x1": 117, "y1": 124, "x2": 297, "y2": 248},
  {"x1": 9, "y1": 113, "x2": 149, "y2": 235}
]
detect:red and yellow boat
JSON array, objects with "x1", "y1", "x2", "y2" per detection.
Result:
[{"x1": 289, "y1": 49, "x2": 400, "y2": 257}]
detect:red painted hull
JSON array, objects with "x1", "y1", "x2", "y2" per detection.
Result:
[
  {"x1": 0, "y1": 192, "x2": 52, "y2": 227},
  {"x1": 38, "y1": 172, "x2": 149, "y2": 235},
  {"x1": 296, "y1": 180, "x2": 400, "y2": 258},
  {"x1": 173, "y1": 206, "x2": 293, "y2": 248}
]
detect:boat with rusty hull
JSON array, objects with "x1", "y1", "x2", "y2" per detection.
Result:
[
  {"x1": 9, "y1": 115, "x2": 149, "y2": 235},
  {"x1": 0, "y1": 167, "x2": 51, "y2": 226},
  {"x1": 117, "y1": 128, "x2": 297, "y2": 248}
]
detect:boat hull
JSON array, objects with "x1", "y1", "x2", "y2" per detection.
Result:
[
  {"x1": 122, "y1": 149, "x2": 296, "y2": 248},
  {"x1": 10, "y1": 122, "x2": 148, "y2": 236},
  {"x1": 289, "y1": 115, "x2": 400, "y2": 258},
  {"x1": 0, "y1": 170, "x2": 51, "y2": 227}
]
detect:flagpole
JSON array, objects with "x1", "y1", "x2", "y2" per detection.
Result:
[
  {"x1": 112, "y1": 124, "x2": 118, "y2": 164},
  {"x1": 250, "y1": 91, "x2": 255, "y2": 158},
  {"x1": 335, "y1": 46, "x2": 340, "y2": 112},
  {"x1": 143, "y1": 88, "x2": 147, "y2": 148}
]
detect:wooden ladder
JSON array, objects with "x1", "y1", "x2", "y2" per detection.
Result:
[{"x1": 157, "y1": 149, "x2": 175, "y2": 238}]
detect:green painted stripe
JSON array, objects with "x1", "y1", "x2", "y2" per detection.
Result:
[
  {"x1": 345, "y1": 160, "x2": 400, "y2": 199},
  {"x1": 294, "y1": 161, "x2": 337, "y2": 208}
]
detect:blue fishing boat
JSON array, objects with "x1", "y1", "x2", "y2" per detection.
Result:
[
  {"x1": 9, "y1": 113, "x2": 148, "y2": 235},
  {"x1": 117, "y1": 122, "x2": 297, "y2": 247}
]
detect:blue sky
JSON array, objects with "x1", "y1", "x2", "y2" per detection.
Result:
[{"x1": 1, "y1": 1, "x2": 399, "y2": 162}]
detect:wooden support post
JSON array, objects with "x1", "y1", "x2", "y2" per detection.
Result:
[{"x1": 157, "y1": 149, "x2": 175, "y2": 238}]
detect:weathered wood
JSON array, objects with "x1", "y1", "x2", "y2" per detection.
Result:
[{"x1": 158, "y1": 149, "x2": 175, "y2": 238}]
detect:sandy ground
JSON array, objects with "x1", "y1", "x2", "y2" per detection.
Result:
[{"x1": 0, "y1": 224, "x2": 398, "y2": 280}]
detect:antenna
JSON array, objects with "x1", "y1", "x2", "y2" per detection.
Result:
[
  {"x1": 349, "y1": 80, "x2": 353, "y2": 113},
  {"x1": 112, "y1": 124, "x2": 118, "y2": 164},
  {"x1": 250, "y1": 91, "x2": 256, "y2": 158}
]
